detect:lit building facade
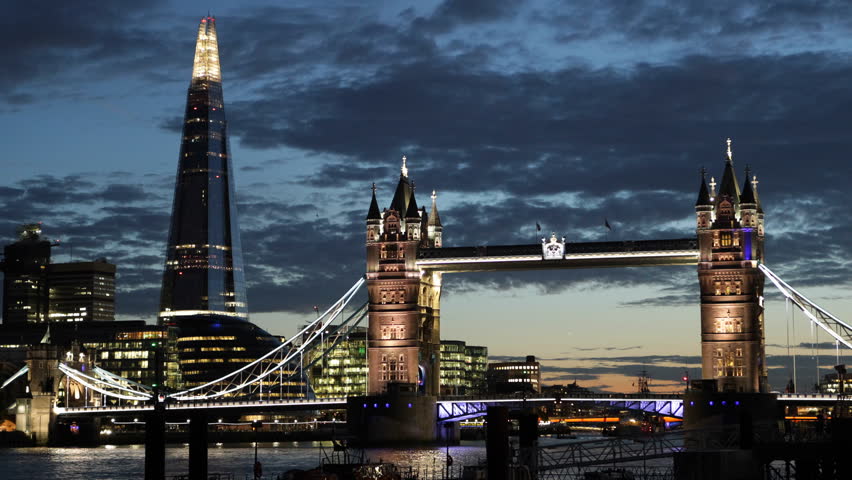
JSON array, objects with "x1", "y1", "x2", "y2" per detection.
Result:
[
  {"x1": 48, "y1": 260, "x2": 115, "y2": 322},
  {"x1": 2, "y1": 224, "x2": 51, "y2": 324},
  {"x1": 696, "y1": 139, "x2": 767, "y2": 393},
  {"x1": 0, "y1": 321, "x2": 171, "y2": 406},
  {"x1": 439, "y1": 340, "x2": 487, "y2": 396},
  {"x1": 157, "y1": 17, "x2": 283, "y2": 393},
  {"x1": 307, "y1": 327, "x2": 368, "y2": 398},
  {"x1": 1, "y1": 225, "x2": 117, "y2": 324},
  {"x1": 487, "y1": 355, "x2": 541, "y2": 394},
  {"x1": 158, "y1": 15, "x2": 247, "y2": 322}
]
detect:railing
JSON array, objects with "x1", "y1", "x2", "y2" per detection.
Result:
[{"x1": 538, "y1": 432, "x2": 685, "y2": 471}]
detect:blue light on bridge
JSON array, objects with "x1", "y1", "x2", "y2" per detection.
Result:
[{"x1": 742, "y1": 228, "x2": 753, "y2": 261}]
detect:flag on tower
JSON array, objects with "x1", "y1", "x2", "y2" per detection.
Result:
[
  {"x1": 605, "y1": 219, "x2": 612, "y2": 231},
  {"x1": 536, "y1": 222, "x2": 541, "y2": 232}
]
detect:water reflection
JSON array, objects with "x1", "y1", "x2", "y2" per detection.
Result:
[{"x1": 1, "y1": 440, "x2": 488, "y2": 480}]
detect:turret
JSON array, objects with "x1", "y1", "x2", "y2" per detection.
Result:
[
  {"x1": 405, "y1": 186, "x2": 421, "y2": 241},
  {"x1": 695, "y1": 169, "x2": 713, "y2": 230},
  {"x1": 366, "y1": 183, "x2": 382, "y2": 243},
  {"x1": 427, "y1": 190, "x2": 443, "y2": 248},
  {"x1": 739, "y1": 166, "x2": 758, "y2": 229}
]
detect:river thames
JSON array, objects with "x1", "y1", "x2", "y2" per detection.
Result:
[{"x1": 1, "y1": 441, "x2": 491, "y2": 479}]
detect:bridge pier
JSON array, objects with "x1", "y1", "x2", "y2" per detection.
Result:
[
  {"x1": 189, "y1": 412, "x2": 208, "y2": 480},
  {"x1": 674, "y1": 386, "x2": 780, "y2": 479},
  {"x1": 486, "y1": 407, "x2": 509, "y2": 480},
  {"x1": 347, "y1": 386, "x2": 437, "y2": 444},
  {"x1": 144, "y1": 409, "x2": 166, "y2": 480}
]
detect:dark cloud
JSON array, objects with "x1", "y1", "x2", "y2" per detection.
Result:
[
  {"x1": 1, "y1": 0, "x2": 850, "y2": 390},
  {"x1": 0, "y1": 0, "x2": 179, "y2": 103}
]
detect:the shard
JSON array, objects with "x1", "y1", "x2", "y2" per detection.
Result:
[
  {"x1": 158, "y1": 17, "x2": 287, "y2": 394},
  {"x1": 159, "y1": 16, "x2": 247, "y2": 322}
]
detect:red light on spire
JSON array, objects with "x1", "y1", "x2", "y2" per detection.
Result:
[{"x1": 201, "y1": 18, "x2": 207, "y2": 23}]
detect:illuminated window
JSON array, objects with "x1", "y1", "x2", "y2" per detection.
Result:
[
  {"x1": 720, "y1": 232, "x2": 733, "y2": 247},
  {"x1": 381, "y1": 325, "x2": 405, "y2": 340}
]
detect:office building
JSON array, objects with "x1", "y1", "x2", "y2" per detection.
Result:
[
  {"x1": 487, "y1": 355, "x2": 541, "y2": 394},
  {"x1": 307, "y1": 327, "x2": 368, "y2": 398},
  {"x1": 1, "y1": 224, "x2": 51, "y2": 324},
  {"x1": 439, "y1": 340, "x2": 488, "y2": 396},
  {"x1": 48, "y1": 260, "x2": 115, "y2": 322},
  {"x1": 2, "y1": 225, "x2": 117, "y2": 325}
]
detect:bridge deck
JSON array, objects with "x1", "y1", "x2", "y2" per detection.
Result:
[
  {"x1": 55, "y1": 392, "x2": 840, "y2": 416},
  {"x1": 417, "y1": 238, "x2": 698, "y2": 272}
]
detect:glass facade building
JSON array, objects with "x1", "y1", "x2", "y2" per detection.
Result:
[
  {"x1": 307, "y1": 327, "x2": 368, "y2": 398},
  {"x1": 157, "y1": 17, "x2": 286, "y2": 394},
  {"x1": 159, "y1": 16, "x2": 247, "y2": 322},
  {"x1": 439, "y1": 340, "x2": 488, "y2": 396}
]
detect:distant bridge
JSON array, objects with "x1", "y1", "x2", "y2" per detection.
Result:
[{"x1": 55, "y1": 392, "x2": 844, "y2": 420}]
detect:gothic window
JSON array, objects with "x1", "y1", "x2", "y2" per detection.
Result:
[
  {"x1": 720, "y1": 232, "x2": 733, "y2": 247},
  {"x1": 714, "y1": 282, "x2": 721, "y2": 295},
  {"x1": 381, "y1": 291, "x2": 388, "y2": 304},
  {"x1": 735, "y1": 282, "x2": 742, "y2": 295},
  {"x1": 380, "y1": 245, "x2": 387, "y2": 259},
  {"x1": 381, "y1": 325, "x2": 405, "y2": 339},
  {"x1": 399, "y1": 248, "x2": 405, "y2": 259},
  {"x1": 713, "y1": 348, "x2": 724, "y2": 377},
  {"x1": 733, "y1": 232, "x2": 740, "y2": 247},
  {"x1": 713, "y1": 232, "x2": 720, "y2": 248}
]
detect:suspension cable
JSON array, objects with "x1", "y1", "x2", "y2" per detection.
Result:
[{"x1": 169, "y1": 277, "x2": 366, "y2": 401}]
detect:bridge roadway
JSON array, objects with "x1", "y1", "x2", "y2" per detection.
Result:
[
  {"x1": 55, "y1": 392, "x2": 841, "y2": 419},
  {"x1": 416, "y1": 238, "x2": 699, "y2": 272}
]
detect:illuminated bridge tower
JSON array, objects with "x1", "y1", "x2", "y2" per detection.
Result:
[
  {"x1": 696, "y1": 139, "x2": 767, "y2": 393},
  {"x1": 365, "y1": 157, "x2": 443, "y2": 396},
  {"x1": 159, "y1": 17, "x2": 279, "y2": 391}
]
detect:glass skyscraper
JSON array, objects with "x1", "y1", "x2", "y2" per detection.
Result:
[
  {"x1": 158, "y1": 17, "x2": 283, "y2": 394},
  {"x1": 159, "y1": 16, "x2": 247, "y2": 322}
]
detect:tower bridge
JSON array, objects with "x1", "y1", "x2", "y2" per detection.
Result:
[{"x1": 364, "y1": 141, "x2": 767, "y2": 399}]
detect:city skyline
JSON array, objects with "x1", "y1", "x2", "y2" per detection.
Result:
[{"x1": 1, "y1": 1, "x2": 851, "y2": 393}]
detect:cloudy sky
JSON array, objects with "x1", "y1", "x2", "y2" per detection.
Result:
[{"x1": 1, "y1": 0, "x2": 851, "y2": 393}]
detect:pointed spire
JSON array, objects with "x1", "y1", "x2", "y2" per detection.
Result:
[
  {"x1": 695, "y1": 168, "x2": 711, "y2": 206},
  {"x1": 367, "y1": 183, "x2": 381, "y2": 220},
  {"x1": 390, "y1": 156, "x2": 412, "y2": 214},
  {"x1": 715, "y1": 137, "x2": 741, "y2": 209},
  {"x1": 192, "y1": 16, "x2": 221, "y2": 83},
  {"x1": 405, "y1": 185, "x2": 420, "y2": 219},
  {"x1": 726, "y1": 137, "x2": 733, "y2": 163},
  {"x1": 740, "y1": 166, "x2": 757, "y2": 205},
  {"x1": 428, "y1": 190, "x2": 443, "y2": 227}
]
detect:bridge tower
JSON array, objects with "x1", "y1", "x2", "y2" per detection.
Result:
[
  {"x1": 365, "y1": 157, "x2": 443, "y2": 396},
  {"x1": 695, "y1": 139, "x2": 767, "y2": 393}
]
